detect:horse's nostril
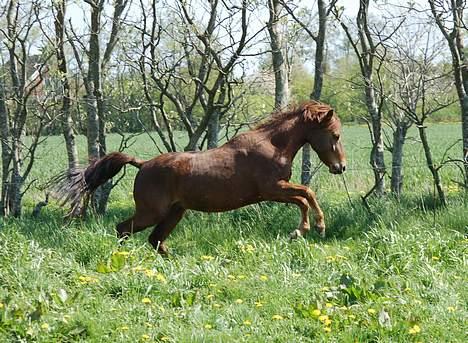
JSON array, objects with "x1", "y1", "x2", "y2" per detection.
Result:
[{"x1": 342, "y1": 165, "x2": 346, "y2": 172}]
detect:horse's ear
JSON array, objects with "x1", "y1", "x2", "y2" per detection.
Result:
[{"x1": 318, "y1": 109, "x2": 334, "y2": 123}]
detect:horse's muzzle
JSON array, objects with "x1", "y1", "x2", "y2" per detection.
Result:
[{"x1": 329, "y1": 163, "x2": 346, "y2": 174}]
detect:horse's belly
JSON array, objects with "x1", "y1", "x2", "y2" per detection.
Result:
[{"x1": 179, "y1": 179, "x2": 260, "y2": 212}]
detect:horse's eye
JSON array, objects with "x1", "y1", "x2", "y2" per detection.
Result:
[{"x1": 333, "y1": 134, "x2": 340, "y2": 141}]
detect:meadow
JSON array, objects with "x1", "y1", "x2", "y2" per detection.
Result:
[{"x1": 0, "y1": 123, "x2": 466, "y2": 342}]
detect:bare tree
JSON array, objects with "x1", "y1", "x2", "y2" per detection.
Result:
[
  {"x1": 428, "y1": 0, "x2": 468, "y2": 185},
  {"x1": 0, "y1": 0, "x2": 53, "y2": 216},
  {"x1": 333, "y1": 0, "x2": 398, "y2": 195},
  {"x1": 388, "y1": 28, "x2": 453, "y2": 205},
  {"x1": 281, "y1": 0, "x2": 337, "y2": 185},
  {"x1": 52, "y1": 0, "x2": 78, "y2": 172},
  {"x1": 67, "y1": 0, "x2": 129, "y2": 213}
]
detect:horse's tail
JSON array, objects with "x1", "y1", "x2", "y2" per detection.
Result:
[{"x1": 48, "y1": 152, "x2": 145, "y2": 215}]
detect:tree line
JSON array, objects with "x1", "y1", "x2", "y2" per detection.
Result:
[{"x1": 0, "y1": 0, "x2": 466, "y2": 217}]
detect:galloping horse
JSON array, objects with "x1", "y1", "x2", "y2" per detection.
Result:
[{"x1": 57, "y1": 101, "x2": 346, "y2": 254}]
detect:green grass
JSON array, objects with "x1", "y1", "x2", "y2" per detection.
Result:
[{"x1": 0, "y1": 123, "x2": 467, "y2": 342}]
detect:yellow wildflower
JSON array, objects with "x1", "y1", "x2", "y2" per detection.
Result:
[
  {"x1": 156, "y1": 273, "x2": 166, "y2": 282},
  {"x1": 243, "y1": 320, "x2": 252, "y2": 326},
  {"x1": 255, "y1": 301, "x2": 264, "y2": 308},
  {"x1": 320, "y1": 286, "x2": 330, "y2": 292},
  {"x1": 409, "y1": 324, "x2": 421, "y2": 334},
  {"x1": 324, "y1": 327, "x2": 331, "y2": 333},
  {"x1": 0, "y1": 303, "x2": 3, "y2": 309},
  {"x1": 259, "y1": 275, "x2": 268, "y2": 281},
  {"x1": 432, "y1": 256, "x2": 440, "y2": 261},
  {"x1": 325, "y1": 303, "x2": 333, "y2": 308},
  {"x1": 201, "y1": 255, "x2": 214, "y2": 261},
  {"x1": 78, "y1": 275, "x2": 98, "y2": 284},
  {"x1": 271, "y1": 314, "x2": 283, "y2": 320},
  {"x1": 235, "y1": 299, "x2": 244, "y2": 304},
  {"x1": 367, "y1": 308, "x2": 376, "y2": 315},
  {"x1": 204, "y1": 324, "x2": 212, "y2": 329},
  {"x1": 144, "y1": 269, "x2": 156, "y2": 277},
  {"x1": 141, "y1": 334, "x2": 150, "y2": 340},
  {"x1": 160, "y1": 337, "x2": 171, "y2": 342},
  {"x1": 227, "y1": 274, "x2": 236, "y2": 280},
  {"x1": 312, "y1": 309, "x2": 321, "y2": 317},
  {"x1": 292, "y1": 273, "x2": 301, "y2": 278},
  {"x1": 41, "y1": 323, "x2": 49, "y2": 330},
  {"x1": 120, "y1": 326, "x2": 129, "y2": 331},
  {"x1": 447, "y1": 306, "x2": 456, "y2": 312},
  {"x1": 318, "y1": 315, "x2": 329, "y2": 322},
  {"x1": 213, "y1": 303, "x2": 221, "y2": 308},
  {"x1": 237, "y1": 274, "x2": 246, "y2": 280},
  {"x1": 115, "y1": 251, "x2": 130, "y2": 257},
  {"x1": 206, "y1": 294, "x2": 215, "y2": 300},
  {"x1": 142, "y1": 297, "x2": 152, "y2": 304},
  {"x1": 324, "y1": 319, "x2": 332, "y2": 326}
]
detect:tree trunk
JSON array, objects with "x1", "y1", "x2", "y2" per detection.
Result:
[
  {"x1": 418, "y1": 125, "x2": 446, "y2": 206},
  {"x1": 267, "y1": 0, "x2": 289, "y2": 109},
  {"x1": 301, "y1": 0, "x2": 327, "y2": 186},
  {"x1": 0, "y1": 80, "x2": 11, "y2": 216},
  {"x1": 390, "y1": 124, "x2": 408, "y2": 196},
  {"x1": 207, "y1": 111, "x2": 220, "y2": 149},
  {"x1": 54, "y1": 0, "x2": 78, "y2": 171},
  {"x1": 365, "y1": 82, "x2": 386, "y2": 195}
]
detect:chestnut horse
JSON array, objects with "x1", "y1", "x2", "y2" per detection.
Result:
[{"x1": 56, "y1": 101, "x2": 346, "y2": 254}]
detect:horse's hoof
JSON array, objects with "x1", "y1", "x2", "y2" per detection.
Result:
[
  {"x1": 315, "y1": 225, "x2": 326, "y2": 238},
  {"x1": 289, "y1": 229, "x2": 302, "y2": 240},
  {"x1": 157, "y1": 243, "x2": 169, "y2": 256}
]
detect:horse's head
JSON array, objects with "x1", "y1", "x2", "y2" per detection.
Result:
[{"x1": 305, "y1": 107, "x2": 346, "y2": 174}]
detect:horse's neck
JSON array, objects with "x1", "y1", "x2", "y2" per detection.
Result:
[{"x1": 264, "y1": 118, "x2": 307, "y2": 161}]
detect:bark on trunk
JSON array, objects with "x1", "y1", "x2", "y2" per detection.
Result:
[
  {"x1": 301, "y1": 0, "x2": 327, "y2": 186},
  {"x1": 54, "y1": 0, "x2": 78, "y2": 171},
  {"x1": 0, "y1": 81, "x2": 11, "y2": 216},
  {"x1": 418, "y1": 125, "x2": 446, "y2": 206},
  {"x1": 390, "y1": 125, "x2": 408, "y2": 196},
  {"x1": 267, "y1": 0, "x2": 289, "y2": 109},
  {"x1": 207, "y1": 111, "x2": 220, "y2": 149}
]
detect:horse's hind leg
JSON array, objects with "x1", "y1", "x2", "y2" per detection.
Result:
[
  {"x1": 148, "y1": 203, "x2": 185, "y2": 255},
  {"x1": 116, "y1": 210, "x2": 159, "y2": 241}
]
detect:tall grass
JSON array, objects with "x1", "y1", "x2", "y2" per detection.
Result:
[{"x1": 0, "y1": 123, "x2": 466, "y2": 342}]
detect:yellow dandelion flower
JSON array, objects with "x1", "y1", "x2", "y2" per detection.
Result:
[
  {"x1": 145, "y1": 322, "x2": 153, "y2": 328},
  {"x1": 237, "y1": 274, "x2": 247, "y2": 280},
  {"x1": 201, "y1": 255, "x2": 214, "y2": 261},
  {"x1": 367, "y1": 308, "x2": 376, "y2": 315},
  {"x1": 409, "y1": 324, "x2": 421, "y2": 334},
  {"x1": 259, "y1": 275, "x2": 268, "y2": 281},
  {"x1": 116, "y1": 251, "x2": 130, "y2": 257},
  {"x1": 324, "y1": 319, "x2": 332, "y2": 326},
  {"x1": 320, "y1": 286, "x2": 330, "y2": 292},
  {"x1": 213, "y1": 303, "x2": 221, "y2": 308},
  {"x1": 120, "y1": 326, "x2": 129, "y2": 331},
  {"x1": 404, "y1": 287, "x2": 412, "y2": 292},
  {"x1": 235, "y1": 299, "x2": 243, "y2": 304},
  {"x1": 325, "y1": 303, "x2": 333, "y2": 308},
  {"x1": 312, "y1": 309, "x2": 321, "y2": 317},
  {"x1": 227, "y1": 274, "x2": 236, "y2": 280},
  {"x1": 323, "y1": 327, "x2": 331, "y2": 333},
  {"x1": 318, "y1": 315, "x2": 329, "y2": 322},
  {"x1": 141, "y1": 334, "x2": 150, "y2": 340},
  {"x1": 339, "y1": 306, "x2": 348, "y2": 310},
  {"x1": 0, "y1": 303, "x2": 4, "y2": 309},
  {"x1": 348, "y1": 314, "x2": 356, "y2": 319},
  {"x1": 156, "y1": 273, "x2": 166, "y2": 282},
  {"x1": 41, "y1": 323, "x2": 49, "y2": 330},
  {"x1": 78, "y1": 275, "x2": 98, "y2": 284},
  {"x1": 432, "y1": 256, "x2": 440, "y2": 261},
  {"x1": 208, "y1": 283, "x2": 217, "y2": 288},
  {"x1": 133, "y1": 266, "x2": 145, "y2": 272},
  {"x1": 142, "y1": 297, "x2": 152, "y2": 304},
  {"x1": 206, "y1": 294, "x2": 215, "y2": 300},
  {"x1": 160, "y1": 337, "x2": 171, "y2": 342},
  {"x1": 242, "y1": 244, "x2": 255, "y2": 253},
  {"x1": 204, "y1": 324, "x2": 212, "y2": 329},
  {"x1": 254, "y1": 301, "x2": 264, "y2": 308},
  {"x1": 144, "y1": 269, "x2": 156, "y2": 277},
  {"x1": 243, "y1": 320, "x2": 252, "y2": 326},
  {"x1": 271, "y1": 314, "x2": 283, "y2": 320},
  {"x1": 447, "y1": 306, "x2": 456, "y2": 312}
]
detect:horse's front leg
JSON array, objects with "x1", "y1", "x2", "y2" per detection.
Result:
[{"x1": 271, "y1": 180, "x2": 326, "y2": 238}]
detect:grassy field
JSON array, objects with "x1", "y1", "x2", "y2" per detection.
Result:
[{"x1": 0, "y1": 123, "x2": 467, "y2": 342}]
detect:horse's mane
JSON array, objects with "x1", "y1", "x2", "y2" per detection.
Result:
[{"x1": 255, "y1": 101, "x2": 333, "y2": 130}]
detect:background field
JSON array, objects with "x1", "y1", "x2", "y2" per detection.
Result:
[{"x1": 0, "y1": 123, "x2": 467, "y2": 342}]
